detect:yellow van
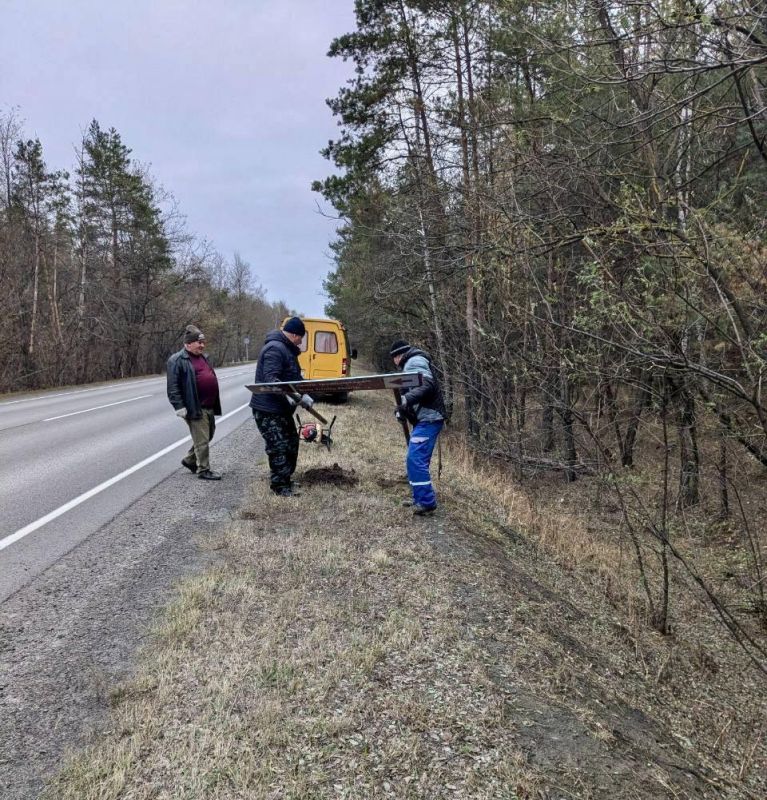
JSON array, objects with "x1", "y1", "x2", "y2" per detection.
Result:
[{"x1": 282, "y1": 317, "x2": 357, "y2": 397}]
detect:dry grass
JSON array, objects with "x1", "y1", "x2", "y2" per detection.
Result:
[
  {"x1": 42, "y1": 383, "x2": 766, "y2": 800},
  {"x1": 438, "y1": 425, "x2": 767, "y2": 796}
]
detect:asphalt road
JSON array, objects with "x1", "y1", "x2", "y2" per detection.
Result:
[
  {"x1": 0, "y1": 365, "x2": 257, "y2": 602},
  {"x1": 0, "y1": 420, "x2": 263, "y2": 800}
]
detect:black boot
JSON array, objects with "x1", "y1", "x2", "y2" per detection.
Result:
[{"x1": 198, "y1": 469, "x2": 222, "y2": 481}]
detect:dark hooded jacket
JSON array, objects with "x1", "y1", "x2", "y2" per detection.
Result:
[
  {"x1": 249, "y1": 330, "x2": 304, "y2": 414},
  {"x1": 399, "y1": 347, "x2": 446, "y2": 423},
  {"x1": 166, "y1": 348, "x2": 222, "y2": 419}
]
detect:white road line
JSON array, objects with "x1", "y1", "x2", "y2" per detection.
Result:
[
  {"x1": 0, "y1": 402, "x2": 252, "y2": 552},
  {"x1": 0, "y1": 368, "x2": 248, "y2": 407},
  {"x1": 43, "y1": 394, "x2": 154, "y2": 421},
  {"x1": 0, "y1": 385, "x2": 122, "y2": 407}
]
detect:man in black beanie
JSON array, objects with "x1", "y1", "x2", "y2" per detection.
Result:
[
  {"x1": 390, "y1": 338, "x2": 446, "y2": 515},
  {"x1": 167, "y1": 324, "x2": 223, "y2": 480},
  {"x1": 250, "y1": 316, "x2": 315, "y2": 496}
]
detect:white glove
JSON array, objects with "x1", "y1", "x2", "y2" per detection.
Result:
[
  {"x1": 299, "y1": 393, "x2": 314, "y2": 410},
  {"x1": 176, "y1": 407, "x2": 188, "y2": 418}
]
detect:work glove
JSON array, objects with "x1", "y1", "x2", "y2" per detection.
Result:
[
  {"x1": 176, "y1": 408, "x2": 188, "y2": 418},
  {"x1": 299, "y1": 393, "x2": 314, "y2": 410},
  {"x1": 394, "y1": 403, "x2": 408, "y2": 423}
]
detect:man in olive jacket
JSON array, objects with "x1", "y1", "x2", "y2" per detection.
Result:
[
  {"x1": 250, "y1": 316, "x2": 314, "y2": 496},
  {"x1": 167, "y1": 324, "x2": 222, "y2": 480}
]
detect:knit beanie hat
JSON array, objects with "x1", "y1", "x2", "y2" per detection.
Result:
[
  {"x1": 389, "y1": 339, "x2": 410, "y2": 358},
  {"x1": 184, "y1": 324, "x2": 205, "y2": 344},
  {"x1": 283, "y1": 316, "x2": 306, "y2": 336}
]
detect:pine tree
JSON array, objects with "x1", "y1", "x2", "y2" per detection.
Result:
[{"x1": 76, "y1": 120, "x2": 172, "y2": 376}]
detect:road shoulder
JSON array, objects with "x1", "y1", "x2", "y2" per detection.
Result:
[{"x1": 0, "y1": 420, "x2": 260, "y2": 800}]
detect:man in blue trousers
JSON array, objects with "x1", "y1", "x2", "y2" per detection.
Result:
[{"x1": 390, "y1": 339, "x2": 447, "y2": 516}]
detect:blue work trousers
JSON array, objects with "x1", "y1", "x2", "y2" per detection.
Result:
[{"x1": 407, "y1": 420, "x2": 444, "y2": 508}]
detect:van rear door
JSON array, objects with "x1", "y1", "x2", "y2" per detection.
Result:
[{"x1": 311, "y1": 326, "x2": 342, "y2": 379}]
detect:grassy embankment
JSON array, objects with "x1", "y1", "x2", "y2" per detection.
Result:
[{"x1": 44, "y1": 384, "x2": 766, "y2": 799}]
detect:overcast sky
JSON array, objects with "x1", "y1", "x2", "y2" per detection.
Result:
[{"x1": 0, "y1": 0, "x2": 357, "y2": 316}]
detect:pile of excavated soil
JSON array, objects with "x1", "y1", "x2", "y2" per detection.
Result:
[{"x1": 300, "y1": 462, "x2": 358, "y2": 487}]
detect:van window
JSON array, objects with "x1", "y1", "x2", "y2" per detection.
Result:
[
  {"x1": 299, "y1": 333, "x2": 308, "y2": 352},
  {"x1": 315, "y1": 331, "x2": 338, "y2": 354}
]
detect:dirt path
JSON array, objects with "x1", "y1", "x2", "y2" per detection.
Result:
[{"x1": 0, "y1": 423, "x2": 261, "y2": 800}]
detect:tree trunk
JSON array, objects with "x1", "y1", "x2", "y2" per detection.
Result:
[
  {"x1": 28, "y1": 224, "x2": 40, "y2": 357},
  {"x1": 718, "y1": 434, "x2": 729, "y2": 520},
  {"x1": 622, "y1": 369, "x2": 652, "y2": 468},
  {"x1": 557, "y1": 365, "x2": 578, "y2": 483},
  {"x1": 676, "y1": 378, "x2": 700, "y2": 508},
  {"x1": 417, "y1": 206, "x2": 451, "y2": 415}
]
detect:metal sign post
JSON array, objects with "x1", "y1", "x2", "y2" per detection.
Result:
[
  {"x1": 286, "y1": 384, "x2": 330, "y2": 425},
  {"x1": 245, "y1": 373, "x2": 423, "y2": 449},
  {"x1": 392, "y1": 388, "x2": 411, "y2": 444},
  {"x1": 245, "y1": 372, "x2": 423, "y2": 396}
]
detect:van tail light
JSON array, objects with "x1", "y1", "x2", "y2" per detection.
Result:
[{"x1": 342, "y1": 357, "x2": 349, "y2": 375}]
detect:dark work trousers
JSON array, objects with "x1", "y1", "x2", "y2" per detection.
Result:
[{"x1": 253, "y1": 410, "x2": 299, "y2": 492}]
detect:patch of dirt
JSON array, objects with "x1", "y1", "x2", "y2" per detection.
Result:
[
  {"x1": 300, "y1": 463, "x2": 358, "y2": 487},
  {"x1": 375, "y1": 475, "x2": 409, "y2": 489}
]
